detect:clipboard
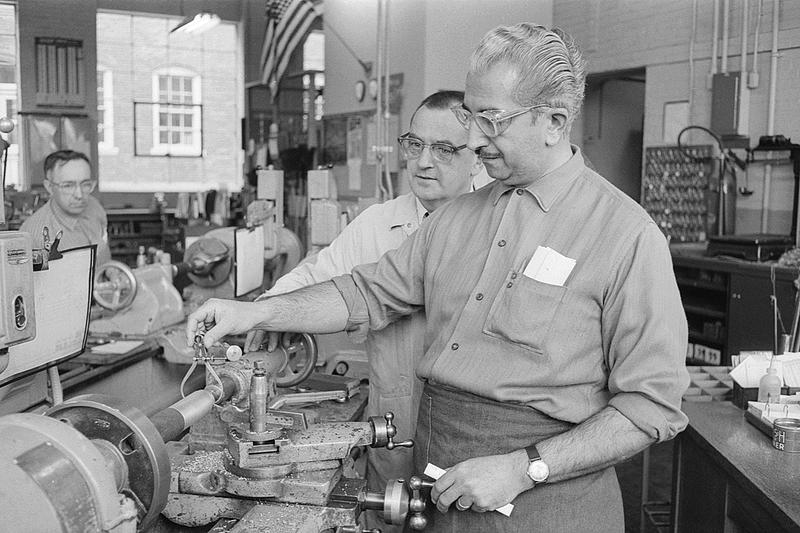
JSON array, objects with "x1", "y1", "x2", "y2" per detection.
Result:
[
  {"x1": 0, "y1": 245, "x2": 95, "y2": 386},
  {"x1": 234, "y1": 225, "x2": 265, "y2": 298}
]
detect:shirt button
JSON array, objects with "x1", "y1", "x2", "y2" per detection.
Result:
[
  {"x1": 498, "y1": 240, "x2": 506, "y2": 247},
  {"x1": 476, "y1": 293, "x2": 484, "y2": 300},
  {"x1": 451, "y1": 343, "x2": 459, "y2": 350},
  {"x1": 511, "y1": 273, "x2": 517, "y2": 279},
  {"x1": 507, "y1": 282, "x2": 513, "y2": 288},
  {"x1": 516, "y1": 188, "x2": 524, "y2": 195}
]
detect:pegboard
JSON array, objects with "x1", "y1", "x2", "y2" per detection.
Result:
[{"x1": 642, "y1": 145, "x2": 713, "y2": 242}]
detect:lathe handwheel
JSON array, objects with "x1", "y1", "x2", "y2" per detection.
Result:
[
  {"x1": 93, "y1": 260, "x2": 138, "y2": 311},
  {"x1": 273, "y1": 332, "x2": 318, "y2": 387}
]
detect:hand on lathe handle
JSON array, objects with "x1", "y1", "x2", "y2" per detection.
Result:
[{"x1": 244, "y1": 329, "x2": 281, "y2": 353}]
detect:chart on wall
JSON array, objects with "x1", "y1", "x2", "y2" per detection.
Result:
[{"x1": 20, "y1": 113, "x2": 94, "y2": 188}]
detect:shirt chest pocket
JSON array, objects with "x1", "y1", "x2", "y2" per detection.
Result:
[{"x1": 483, "y1": 272, "x2": 567, "y2": 353}]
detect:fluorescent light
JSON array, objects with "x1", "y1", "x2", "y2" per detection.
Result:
[{"x1": 170, "y1": 12, "x2": 221, "y2": 35}]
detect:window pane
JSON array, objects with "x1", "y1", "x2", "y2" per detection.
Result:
[
  {"x1": 172, "y1": 131, "x2": 180, "y2": 144},
  {"x1": 185, "y1": 132, "x2": 193, "y2": 144},
  {"x1": 184, "y1": 114, "x2": 192, "y2": 127},
  {"x1": 159, "y1": 112, "x2": 167, "y2": 126},
  {"x1": 160, "y1": 131, "x2": 168, "y2": 143}
]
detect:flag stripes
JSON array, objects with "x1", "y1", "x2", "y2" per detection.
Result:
[{"x1": 260, "y1": 0, "x2": 323, "y2": 91}]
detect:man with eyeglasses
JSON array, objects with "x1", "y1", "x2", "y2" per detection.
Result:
[
  {"x1": 21, "y1": 150, "x2": 111, "y2": 265},
  {"x1": 188, "y1": 24, "x2": 688, "y2": 532},
  {"x1": 243, "y1": 90, "x2": 483, "y2": 532}
]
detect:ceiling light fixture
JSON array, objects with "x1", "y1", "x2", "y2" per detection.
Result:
[{"x1": 170, "y1": 12, "x2": 221, "y2": 35}]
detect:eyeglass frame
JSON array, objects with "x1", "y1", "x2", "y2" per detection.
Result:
[
  {"x1": 451, "y1": 104, "x2": 550, "y2": 138},
  {"x1": 46, "y1": 178, "x2": 97, "y2": 194},
  {"x1": 396, "y1": 134, "x2": 468, "y2": 164}
]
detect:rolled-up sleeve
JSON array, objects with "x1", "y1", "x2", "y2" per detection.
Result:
[
  {"x1": 331, "y1": 222, "x2": 430, "y2": 337},
  {"x1": 603, "y1": 223, "x2": 690, "y2": 441}
]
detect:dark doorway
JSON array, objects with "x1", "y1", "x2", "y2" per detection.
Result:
[{"x1": 582, "y1": 69, "x2": 646, "y2": 202}]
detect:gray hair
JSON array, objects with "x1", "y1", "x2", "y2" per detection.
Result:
[{"x1": 469, "y1": 23, "x2": 587, "y2": 131}]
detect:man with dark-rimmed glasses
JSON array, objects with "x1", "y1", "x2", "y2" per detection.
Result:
[
  {"x1": 21, "y1": 149, "x2": 111, "y2": 265},
  {"x1": 243, "y1": 90, "x2": 483, "y2": 532},
  {"x1": 188, "y1": 23, "x2": 688, "y2": 532}
]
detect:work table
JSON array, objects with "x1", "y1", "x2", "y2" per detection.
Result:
[{"x1": 672, "y1": 401, "x2": 800, "y2": 532}]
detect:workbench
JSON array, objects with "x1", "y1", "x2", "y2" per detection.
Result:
[
  {"x1": 671, "y1": 401, "x2": 800, "y2": 532},
  {"x1": 0, "y1": 340, "x2": 204, "y2": 416}
]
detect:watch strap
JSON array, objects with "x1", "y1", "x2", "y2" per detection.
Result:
[{"x1": 524, "y1": 443, "x2": 542, "y2": 463}]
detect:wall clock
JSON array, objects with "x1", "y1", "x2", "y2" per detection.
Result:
[{"x1": 354, "y1": 80, "x2": 366, "y2": 102}]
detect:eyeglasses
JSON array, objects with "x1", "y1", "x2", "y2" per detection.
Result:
[
  {"x1": 397, "y1": 135, "x2": 468, "y2": 163},
  {"x1": 451, "y1": 104, "x2": 550, "y2": 138},
  {"x1": 48, "y1": 179, "x2": 97, "y2": 194}
]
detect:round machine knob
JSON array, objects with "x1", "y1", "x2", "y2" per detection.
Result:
[
  {"x1": 93, "y1": 260, "x2": 138, "y2": 311},
  {"x1": 370, "y1": 412, "x2": 414, "y2": 450},
  {"x1": 272, "y1": 332, "x2": 318, "y2": 387}
]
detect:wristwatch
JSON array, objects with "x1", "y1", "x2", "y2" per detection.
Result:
[{"x1": 524, "y1": 444, "x2": 550, "y2": 485}]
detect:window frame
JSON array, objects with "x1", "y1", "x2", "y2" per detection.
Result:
[
  {"x1": 97, "y1": 66, "x2": 117, "y2": 155},
  {"x1": 150, "y1": 66, "x2": 202, "y2": 157}
]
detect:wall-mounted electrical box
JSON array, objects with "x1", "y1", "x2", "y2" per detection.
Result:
[{"x1": 710, "y1": 72, "x2": 750, "y2": 138}]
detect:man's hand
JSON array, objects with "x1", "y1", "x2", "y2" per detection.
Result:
[
  {"x1": 429, "y1": 450, "x2": 533, "y2": 513},
  {"x1": 244, "y1": 330, "x2": 281, "y2": 352},
  {"x1": 186, "y1": 298, "x2": 262, "y2": 348}
]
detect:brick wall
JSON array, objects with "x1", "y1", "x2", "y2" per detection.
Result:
[{"x1": 96, "y1": 12, "x2": 242, "y2": 193}]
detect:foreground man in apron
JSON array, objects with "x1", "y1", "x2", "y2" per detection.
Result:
[{"x1": 188, "y1": 23, "x2": 690, "y2": 532}]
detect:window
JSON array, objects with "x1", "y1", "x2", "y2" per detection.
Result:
[
  {"x1": 0, "y1": 3, "x2": 19, "y2": 189},
  {"x1": 97, "y1": 11, "x2": 242, "y2": 192},
  {"x1": 97, "y1": 67, "x2": 116, "y2": 153},
  {"x1": 150, "y1": 67, "x2": 201, "y2": 156}
]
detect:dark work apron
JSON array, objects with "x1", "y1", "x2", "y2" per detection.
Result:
[{"x1": 412, "y1": 383, "x2": 624, "y2": 533}]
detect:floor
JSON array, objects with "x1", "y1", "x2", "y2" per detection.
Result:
[{"x1": 617, "y1": 440, "x2": 675, "y2": 533}]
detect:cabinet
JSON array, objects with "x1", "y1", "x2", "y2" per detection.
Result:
[
  {"x1": 671, "y1": 244, "x2": 798, "y2": 365},
  {"x1": 671, "y1": 402, "x2": 800, "y2": 533},
  {"x1": 107, "y1": 209, "x2": 183, "y2": 267}
]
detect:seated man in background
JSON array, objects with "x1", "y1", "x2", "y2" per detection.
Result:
[
  {"x1": 21, "y1": 150, "x2": 111, "y2": 265},
  {"x1": 245, "y1": 90, "x2": 484, "y2": 532}
]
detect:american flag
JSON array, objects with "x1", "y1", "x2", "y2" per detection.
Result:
[{"x1": 260, "y1": 0, "x2": 323, "y2": 96}]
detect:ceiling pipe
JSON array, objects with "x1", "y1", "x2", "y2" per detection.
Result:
[
  {"x1": 721, "y1": 0, "x2": 730, "y2": 73},
  {"x1": 749, "y1": 0, "x2": 763, "y2": 88},
  {"x1": 761, "y1": 0, "x2": 781, "y2": 233},
  {"x1": 709, "y1": 0, "x2": 720, "y2": 87},
  {"x1": 740, "y1": 0, "x2": 749, "y2": 73}
]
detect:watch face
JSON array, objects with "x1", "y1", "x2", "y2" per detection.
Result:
[
  {"x1": 527, "y1": 460, "x2": 549, "y2": 483},
  {"x1": 354, "y1": 81, "x2": 366, "y2": 102}
]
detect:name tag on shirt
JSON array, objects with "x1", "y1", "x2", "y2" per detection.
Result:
[{"x1": 523, "y1": 246, "x2": 576, "y2": 286}]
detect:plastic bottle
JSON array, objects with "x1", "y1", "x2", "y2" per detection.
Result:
[
  {"x1": 136, "y1": 246, "x2": 147, "y2": 268},
  {"x1": 757, "y1": 365, "x2": 782, "y2": 403}
]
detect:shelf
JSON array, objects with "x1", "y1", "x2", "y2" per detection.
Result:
[
  {"x1": 107, "y1": 233, "x2": 163, "y2": 239},
  {"x1": 683, "y1": 304, "x2": 726, "y2": 319},
  {"x1": 675, "y1": 277, "x2": 726, "y2": 293},
  {"x1": 688, "y1": 332, "x2": 723, "y2": 346}
]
